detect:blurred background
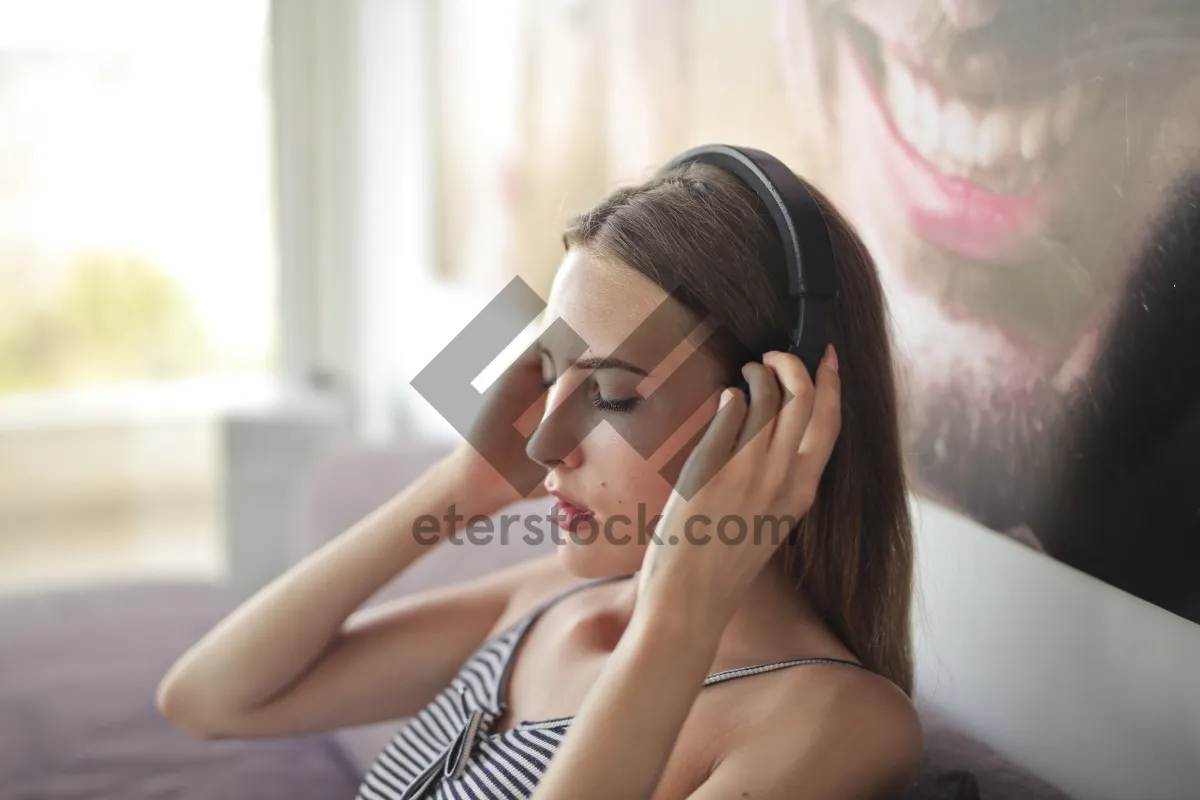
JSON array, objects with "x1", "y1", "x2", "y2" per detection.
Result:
[
  {"x1": 0, "y1": 0, "x2": 277, "y2": 591},
  {"x1": 1, "y1": 2, "x2": 1197, "y2": 797}
]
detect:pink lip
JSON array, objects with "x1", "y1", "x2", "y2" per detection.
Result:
[
  {"x1": 547, "y1": 490, "x2": 595, "y2": 533},
  {"x1": 843, "y1": 36, "x2": 1062, "y2": 263}
]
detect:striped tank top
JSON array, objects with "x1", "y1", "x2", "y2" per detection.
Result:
[{"x1": 355, "y1": 572, "x2": 863, "y2": 800}]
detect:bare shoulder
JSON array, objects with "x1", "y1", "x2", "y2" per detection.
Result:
[
  {"x1": 808, "y1": 667, "x2": 924, "y2": 779},
  {"x1": 702, "y1": 665, "x2": 923, "y2": 800}
]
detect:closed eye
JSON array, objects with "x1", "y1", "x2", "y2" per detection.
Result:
[
  {"x1": 539, "y1": 377, "x2": 641, "y2": 414},
  {"x1": 592, "y1": 396, "x2": 639, "y2": 413}
]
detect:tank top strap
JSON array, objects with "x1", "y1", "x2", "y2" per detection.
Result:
[
  {"x1": 511, "y1": 571, "x2": 637, "y2": 637},
  {"x1": 486, "y1": 572, "x2": 636, "y2": 713},
  {"x1": 702, "y1": 656, "x2": 865, "y2": 687}
]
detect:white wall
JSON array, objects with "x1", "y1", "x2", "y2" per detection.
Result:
[{"x1": 911, "y1": 496, "x2": 1200, "y2": 800}]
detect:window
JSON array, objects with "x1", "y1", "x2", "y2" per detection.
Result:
[{"x1": 0, "y1": 0, "x2": 275, "y2": 590}]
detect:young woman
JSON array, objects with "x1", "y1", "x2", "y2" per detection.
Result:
[{"x1": 157, "y1": 158, "x2": 924, "y2": 799}]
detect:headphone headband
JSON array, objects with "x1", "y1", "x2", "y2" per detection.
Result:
[{"x1": 658, "y1": 144, "x2": 837, "y2": 379}]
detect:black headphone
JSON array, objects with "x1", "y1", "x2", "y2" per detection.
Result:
[{"x1": 658, "y1": 144, "x2": 838, "y2": 389}]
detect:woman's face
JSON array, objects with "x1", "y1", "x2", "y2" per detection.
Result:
[{"x1": 526, "y1": 249, "x2": 729, "y2": 578}]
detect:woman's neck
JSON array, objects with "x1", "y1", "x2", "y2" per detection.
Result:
[{"x1": 602, "y1": 561, "x2": 851, "y2": 668}]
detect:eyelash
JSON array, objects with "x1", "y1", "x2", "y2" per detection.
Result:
[{"x1": 539, "y1": 378, "x2": 640, "y2": 414}]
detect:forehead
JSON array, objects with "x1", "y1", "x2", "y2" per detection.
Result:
[{"x1": 540, "y1": 249, "x2": 695, "y2": 357}]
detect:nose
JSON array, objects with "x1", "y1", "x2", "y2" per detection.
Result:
[
  {"x1": 525, "y1": 383, "x2": 586, "y2": 471},
  {"x1": 940, "y1": 0, "x2": 1000, "y2": 29}
]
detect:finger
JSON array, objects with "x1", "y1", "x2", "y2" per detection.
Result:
[
  {"x1": 733, "y1": 362, "x2": 781, "y2": 456},
  {"x1": 761, "y1": 350, "x2": 815, "y2": 471},
  {"x1": 792, "y1": 346, "x2": 843, "y2": 494},
  {"x1": 701, "y1": 385, "x2": 748, "y2": 457},
  {"x1": 675, "y1": 386, "x2": 747, "y2": 498}
]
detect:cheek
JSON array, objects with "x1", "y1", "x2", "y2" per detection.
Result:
[
  {"x1": 585, "y1": 426, "x2": 675, "y2": 519},
  {"x1": 585, "y1": 396, "x2": 720, "y2": 518},
  {"x1": 648, "y1": 401, "x2": 717, "y2": 487}
]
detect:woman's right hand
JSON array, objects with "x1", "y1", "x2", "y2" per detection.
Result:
[{"x1": 448, "y1": 341, "x2": 550, "y2": 513}]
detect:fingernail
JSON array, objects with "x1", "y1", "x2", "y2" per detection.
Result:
[
  {"x1": 763, "y1": 350, "x2": 781, "y2": 358},
  {"x1": 719, "y1": 388, "x2": 732, "y2": 408},
  {"x1": 824, "y1": 344, "x2": 838, "y2": 373}
]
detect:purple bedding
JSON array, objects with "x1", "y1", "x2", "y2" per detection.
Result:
[{"x1": 0, "y1": 581, "x2": 361, "y2": 799}]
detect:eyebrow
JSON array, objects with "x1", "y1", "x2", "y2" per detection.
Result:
[{"x1": 536, "y1": 343, "x2": 649, "y2": 377}]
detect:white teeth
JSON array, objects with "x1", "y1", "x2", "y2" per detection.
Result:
[
  {"x1": 933, "y1": 150, "x2": 970, "y2": 179},
  {"x1": 1052, "y1": 83, "x2": 1082, "y2": 145},
  {"x1": 879, "y1": 53, "x2": 1084, "y2": 178},
  {"x1": 885, "y1": 55, "x2": 920, "y2": 149},
  {"x1": 942, "y1": 101, "x2": 977, "y2": 164},
  {"x1": 1019, "y1": 105, "x2": 1051, "y2": 160},
  {"x1": 914, "y1": 82, "x2": 941, "y2": 156},
  {"x1": 975, "y1": 110, "x2": 1014, "y2": 168}
]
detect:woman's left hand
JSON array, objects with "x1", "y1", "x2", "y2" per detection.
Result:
[{"x1": 636, "y1": 345, "x2": 842, "y2": 629}]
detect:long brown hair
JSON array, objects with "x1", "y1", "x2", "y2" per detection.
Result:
[{"x1": 562, "y1": 161, "x2": 915, "y2": 697}]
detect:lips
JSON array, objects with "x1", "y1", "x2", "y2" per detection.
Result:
[
  {"x1": 547, "y1": 489, "x2": 595, "y2": 533},
  {"x1": 838, "y1": 15, "x2": 1102, "y2": 262}
]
